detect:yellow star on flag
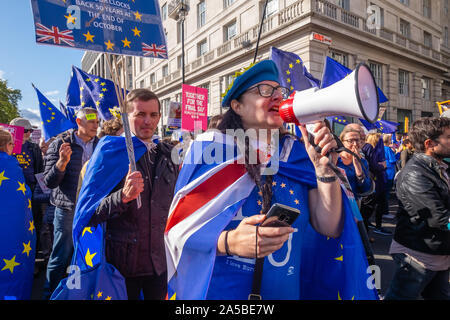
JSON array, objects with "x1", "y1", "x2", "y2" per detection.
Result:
[
  {"x1": 105, "y1": 296, "x2": 112, "y2": 300},
  {"x1": 102, "y1": 88, "x2": 108, "y2": 92},
  {"x1": 100, "y1": 82, "x2": 106, "y2": 86},
  {"x1": 28, "y1": 220, "x2": 35, "y2": 234},
  {"x1": 104, "y1": 40, "x2": 115, "y2": 51},
  {"x1": 289, "y1": 189, "x2": 294, "y2": 195},
  {"x1": 121, "y1": 37, "x2": 131, "y2": 48},
  {"x1": 296, "y1": 59, "x2": 301, "y2": 64},
  {"x1": 17, "y1": 182, "x2": 26, "y2": 195},
  {"x1": 83, "y1": 31, "x2": 95, "y2": 43},
  {"x1": 134, "y1": 11, "x2": 143, "y2": 21},
  {"x1": 0, "y1": 171, "x2": 9, "y2": 187},
  {"x1": 94, "y1": 78, "x2": 100, "y2": 82},
  {"x1": 272, "y1": 181, "x2": 277, "y2": 186},
  {"x1": 85, "y1": 248, "x2": 97, "y2": 267},
  {"x1": 64, "y1": 13, "x2": 76, "y2": 24},
  {"x1": 82, "y1": 227, "x2": 92, "y2": 237},
  {"x1": 294, "y1": 199, "x2": 299, "y2": 205},
  {"x1": 22, "y1": 241, "x2": 32, "y2": 257},
  {"x1": 97, "y1": 291, "x2": 103, "y2": 298},
  {"x1": 1, "y1": 256, "x2": 20, "y2": 274},
  {"x1": 28, "y1": 199, "x2": 32, "y2": 209},
  {"x1": 286, "y1": 70, "x2": 290, "y2": 75},
  {"x1": 132, "y1": 26, "x2": 141, "y2": 37},
  {"x1": 280, "y1": 183, "x2": 286, "y2": 188},
  {"x1": 289, "y1": 63, "x2": 293, "y2": 69},
  {"x1": 99, "y1": 93, "x2": 104, "y2": 99}
]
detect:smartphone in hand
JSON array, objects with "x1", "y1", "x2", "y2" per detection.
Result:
[{"x1": 260, "y1": 203, "x2": 300, "y2": 228}]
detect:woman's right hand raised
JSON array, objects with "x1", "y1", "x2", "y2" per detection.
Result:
[{"x1": 225, "y1": 214, "x2": 294, "y2": 258}]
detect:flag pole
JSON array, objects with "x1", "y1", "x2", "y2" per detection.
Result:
[
  {"x1": 253, "y1": 0, "x2": 269, "y2": 63},
  {"x1": 106, "y1": 53, "x2": 142, "y2": 209}
]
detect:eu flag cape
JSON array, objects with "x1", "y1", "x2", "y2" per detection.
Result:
[
  {"x1": 0, "y1": 152, "x2": 36, "y2": 300},
  {"x1": 51, "y1": 136, "x2": 147, "y2": 300},
  {"x1": 165, "y1": 132, "x2": 378, "y2": 300}
]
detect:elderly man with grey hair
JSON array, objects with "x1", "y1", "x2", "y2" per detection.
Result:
[{"x1": 42, "y1": 107, "x2": 100, "y2": 299}]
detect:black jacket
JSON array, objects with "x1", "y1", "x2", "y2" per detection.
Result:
[
  {"x1": 43, "y1": 130, "x2": 99, "y2": 211},
  {"x1": 395, "y1": 153, "x2": 450, "y2": 255},
  {"x1": 89, "y1": 142, "x2": 178, "y2": 278}
]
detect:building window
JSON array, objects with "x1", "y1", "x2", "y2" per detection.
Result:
[
  {"x1": 223, "y1": 0, "x2": 235, "y2": 8},
  {"x1": 445, "y1": 0, "x2": 449, "y2": 15},
  {"x1": 197, "y1": 0, "x2": 206, "y2": 28},
  {"x1": 398, "y1": 0, "x2": 409, "y2": 6},
  {"x1": 398, "y1": 70, "x2": 409, "y2": 96},
  {"x1": 265, "y1": 0, "x2": 279, "y2": 17},
  {"x1": 330, "y1": 50, "x2": 348, "y2": 67},
  {"x1": 444, "y1": 26, "x2": 449, "y2": 47},
  {"x1": 177, "y1": 21, "x2": 183, "y2": 44},
  {"x1": 150, "y1": 73, "x2": 156, "y2": 84},
  {"x1": 369, "y1": 62, "x2": 383, "y2": 88},
  {"x1": 421, "y1": 77, "x2": 431, "y2": 100},
  {"x1": 197, "y1": 39, "x2": 208, "y2": 57},
  {"x1": 224, "y1": 21, "x2": 237, "y2": 41},
  {"x1": 161, "y1": 3, "x2": 167, "y2": 21},
  {"x1": 337, "y1": 0, "x2": 350, "y2": 11},
  {"x1": 422, "y1": 0, "x2": 431, "y2": 18},
  {"x1": 423, "y1": 31, "x2": 432, "y2": 48},
  {"x1": 140, "y1": 80, "x2": 145, "y2": 88},
  {"x1": 399, "y1": 19, "x2": 410, "y2": 38},
  {"x1": 177, "y1": 55, "x2": 183, "y2": 70},
  {"x1": 139, "y1": 57, "x2": 144, "y2": 73},
  {"x1": 162, "y1": 64, "x2": 169, "y2": 77}
]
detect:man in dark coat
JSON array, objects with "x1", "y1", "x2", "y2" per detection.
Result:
[
  {"x1": 385, "y1": 117, "x2": 450, "y2": 300},
  {"x1": 42, "y1": 108, "x2": 99, "y2": 299},
  {"x1": 89, "y1": 89, "x2": 178, "y2": 300}
]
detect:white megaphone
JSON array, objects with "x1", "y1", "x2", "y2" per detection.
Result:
[{"x1": 279, "y1": 63, "x2": 380, "y2": 125}]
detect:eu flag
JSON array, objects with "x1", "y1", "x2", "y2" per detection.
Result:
[
  {"x1": 360, "y1": 118, "x2": 399, "y2": 134},
  {"x1": 270, "y1": 47, "x2": 320, "y2": 93},
  {"x1": 0, "y1": 152, "x2": 36, "y2": 300},
  {"x1": 33, "y1": 85, "x2": 76, "y2": 142},
  {"x1": 59, "y1": 101, "x2": 78, "y2": 129},
  {"x1": 321, "y1": 56, "x2": 388, "y2": 103},
  {"x1": 66, "y1": 66, "x2": 125, "y2": 121}
]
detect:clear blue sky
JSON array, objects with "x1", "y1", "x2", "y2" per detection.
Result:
[{"x1": 0, "y1": 1, "x2": 84, "y2": 128}]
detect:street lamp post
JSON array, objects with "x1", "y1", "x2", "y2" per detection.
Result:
[{"x1": 179, "y1": 4, "x2": 187, "y2": 84}]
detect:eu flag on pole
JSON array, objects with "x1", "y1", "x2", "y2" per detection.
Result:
[
  {"x1": 270, "y1": 47, "x2": 321, "y2": 93},
  {"x1": 33, "y1": 85, "x2": 75, "y2": 141},
  {"x1": 321, "y1": 56, "x2": 388, "y2": 103},
  {"x1": 0, "y1": 153, "x2": 36, "y2": 300},
  {"x1": 360, "y1": 118, "x2": 399, "y2": 134},
  {"x1": 66, "y1": 66, "x2": 124, "y2": 121}
]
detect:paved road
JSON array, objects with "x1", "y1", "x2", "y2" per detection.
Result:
[{"x1": 31, "y1": 197, "x2": 400, "y2": 300}]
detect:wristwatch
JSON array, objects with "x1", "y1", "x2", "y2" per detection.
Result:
[{"x1": 316, "y1": 175, "x2": 337, "y2": 183}]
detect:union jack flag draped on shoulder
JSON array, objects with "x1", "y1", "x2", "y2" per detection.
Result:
[{"x1": 165, "y1": 131, "x2": 379, "y2": 300}]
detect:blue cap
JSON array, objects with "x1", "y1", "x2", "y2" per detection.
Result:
[{"x1": 221, "y1": 60, "x2": 279, "y2": 107}]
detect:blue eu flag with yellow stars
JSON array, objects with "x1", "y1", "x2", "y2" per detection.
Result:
[
  {"x1": 270, "y1": 47, "x2": 321, "y2": 93},
  {"x1": 360, "y1": 118, "x2": 399, "y2": 134},
  {"x1": 66, "y1": 66, "x2": 124, "y2": 121},
  {"x1": 321, "y1": 56, "x2": 388, "y2": 103},
  {"x1": 30, "y1": 0, "x2": 167, "y2": 58},
  {"x1": 60, "y1": 101, "x2": 78, "y2": 129},
  {"x1": 33, "y1": 84, "x2": 76, "y2": 142},
  {"x1": 0, "y1": 152, "x2": 36, "y2": 300}
]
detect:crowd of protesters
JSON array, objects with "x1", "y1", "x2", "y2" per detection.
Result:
[{"x1": 1, "y1": 72, "x2": 449, "y2": 300}]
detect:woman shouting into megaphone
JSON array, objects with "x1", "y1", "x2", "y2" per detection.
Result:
[{"x1": 164, "y1": 60, "x2": 378, "y2": 300}]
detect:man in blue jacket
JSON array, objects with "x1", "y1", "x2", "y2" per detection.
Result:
[{"x1": 42, "y1": 107, "x2": 99, "y2": 299}]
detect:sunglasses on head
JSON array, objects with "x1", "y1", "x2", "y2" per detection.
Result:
[{"x1": 24, "y1": 129, "x2": 33, "y2": 133}]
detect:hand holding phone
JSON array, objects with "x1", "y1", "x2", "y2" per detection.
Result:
[{"x1": 260, "y1": 203, "x2": 300, "y2": 228}]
